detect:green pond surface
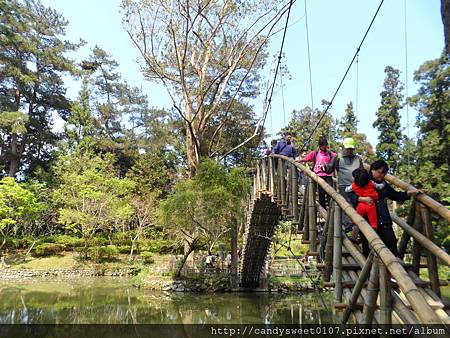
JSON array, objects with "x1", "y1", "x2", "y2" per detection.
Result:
[{"x1": 0, "y1": 277, "x2": 336, "y2": 324}]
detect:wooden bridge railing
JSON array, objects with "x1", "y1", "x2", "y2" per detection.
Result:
[{"x1": 245, "y1": 154, "x2": 450, "y2": 325}]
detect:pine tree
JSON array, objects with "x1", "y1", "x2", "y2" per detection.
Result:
[
  {"x1": 0, "y1": 0, "x2": 83, "y2": 178},
  {"x1": 373, "y1": 66, "x2": 404, "y2": 174}
]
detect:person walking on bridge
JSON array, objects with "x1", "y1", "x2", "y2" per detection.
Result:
[
  {"x1": 298, "y1": 136, "x2": 335, "y2": 209},
  {"x1": 322, "y1": 137, "x2": 363, "y2": 229},
  {"x1": 273, "y1": 132, "x2": 297, "y2": 158}
]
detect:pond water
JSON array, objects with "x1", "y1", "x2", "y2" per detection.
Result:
[{"x1": 0, "y1": 277, "x2": 336, "y2": 324}]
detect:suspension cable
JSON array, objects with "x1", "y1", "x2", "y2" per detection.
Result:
[
  {"x1": 259, "y1": 0, "x2": 295, "y2": 140},
  {"x1": 281, "y1": 67, "x2": 287, "y2": 126},
  {"x1": 404, "y1": 0, "x2": 411, "y2": 181},
  {"x1": 304, "y1": 0, "x2": 314, "y2": 110},
  {"x1": 299, "y1": 0, "x2": 385, "y2": 153},
  {"x1": 355, "y1": 52, "x2": 359, "y2": 118}
]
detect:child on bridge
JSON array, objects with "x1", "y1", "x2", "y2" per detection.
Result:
[{"x1": 345, "y1": 168, "x2": 385, "y2": 241}]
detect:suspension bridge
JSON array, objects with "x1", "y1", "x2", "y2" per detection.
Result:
[{"x1": 239, "y1": 154, "x2": 450, "y2": 325}]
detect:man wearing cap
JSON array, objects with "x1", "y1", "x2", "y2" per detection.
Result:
[{"x1": 322, "y1": 137, "x2": 364, "y2": 230}]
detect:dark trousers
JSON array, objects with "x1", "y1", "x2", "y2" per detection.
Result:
[
  {"x1": 318, "y1": 176, "x2": 333, "y2": 209},
  {"x1": 360, "y1": 224, "x2": 399, "y2": 257}
]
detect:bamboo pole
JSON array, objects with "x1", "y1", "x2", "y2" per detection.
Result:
[
  {"x1": 363, "y1": 163, "x2": 450, "y2": 223},
  {"x1": 308, "y1": 178, "x2": 317, "y2": 253},
  {"x1": 286, "y1": 163, "x2": 292, "y2": 215},
  {"x1": 391, "y1": 213, "x2": 450, "y2": 266},
  {"x1": 333, "y1": 203, "x2": 342, "y2": 302},
  {"x1": 323, "y1": 204, "x2": 335, "y2": 282},
  {"x1": 363, "y1": 256, "x2": 379, "y2": 324},
  {"x1": 419, "y1": 204, "x2": 440, "y2": 297},
  {"x1": 261, "y1": 158, "x2": 267, "y2": 191},
  {"x1": 320, "y1": 202, "x2": 332, "y2": 261},
  {"x1": 298, "y1": 182, "x2": 308, "y2": 233},
  {"x1": 342, "y1": 252, "x2": 374, "y2": 324},
  {"x1": 303, "y1": 180, "x2": 310, "y2": 240},
  {"x1": 269, "y1": 157, "x2": 276, "y2": 197},
  {"x1": 412, "y1": 206, "x2": 423, "y2": 275},
  {"x1": 379, "y1": 258, "x2": 392, "y2": 325},
  {"x1": 398, "y1": 199, "x2": 416, "y2": 259},
  {"x1": 292, "y1": 165, "x2": 299, "y2": 224},
  {"x1": 272, "y1": 155, "x2": 443, "y2": 324},
  {"x1": 391, "y1": 291, "x2": 419, "y2": 324},
  {"x1": 277, "y1": 158, "x2": 283, "y2": 203},
  {"x1": 280, "y1": 159, "x2": 286, "y2": 208}
]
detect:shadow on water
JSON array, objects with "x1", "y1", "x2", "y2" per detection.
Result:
[{"x1": 0, "y1": 277, "x2": 336, "y2": 324}]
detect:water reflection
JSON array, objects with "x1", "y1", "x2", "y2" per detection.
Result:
[{"x1": 0, "y1": 278, "x2": 335, "y2": 324}]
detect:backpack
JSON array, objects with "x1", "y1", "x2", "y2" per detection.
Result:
[
  {"x1": 312, "y1": 149, "x2": 333, "y2": 171},
  {"x1": 335, "y1": 155, "x2": 363, "y2": 170}
]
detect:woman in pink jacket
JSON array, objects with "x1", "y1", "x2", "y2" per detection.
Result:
[{"x1": 298, "y1": 136, "x2": 335, "y2": 209}]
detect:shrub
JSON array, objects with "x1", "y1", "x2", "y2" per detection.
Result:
[
  {"x1": 53, "y1": 235, "x2": 84, "y2": 249},
  {"x1": 33, "y1": 243, "x2": 64, "y2": 257},
  {"x1": 117, "y1": 245, "x2": 132, "y2": 254},
  {"x1": 140, "y1": 251, "x2": 155, "y2": 264},
  {"x1": 88, "y1": 245, "x2": 119, "y2": 262},
  {"x1": 138, "y1": 238, "x2": 172, "y2": 254}
]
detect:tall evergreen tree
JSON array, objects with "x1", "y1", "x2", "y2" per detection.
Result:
[
  {"x1": 0, "y1": 0, "x2": 83, "y2": 178},
  {"x1": 338, "y1": 101, "x2": 374, "y2": 161},
  {"x1": 373, "y1": 66, "x2": 404, "y2": 174},
  {"x1": 410, "y1": 52, "x2": 450, "y2": 202}
]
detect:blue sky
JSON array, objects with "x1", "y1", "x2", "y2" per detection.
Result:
[{"x1": 41, "y1": 0, "x2": 445, "y2": 147}]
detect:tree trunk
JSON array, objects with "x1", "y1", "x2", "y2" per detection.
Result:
[
  {"x1": 231, "y1": 221, "x2": 239, "y2": 289},
  {"x1": 175, "y1": 245, "x2": 194, "y2": 277},
  {"x1": 442, "y1": 0, "x2": 450, "y2": 55},
  {"x1": 186, "y1": 124, "x2": 198, "y2": 178},
  {"x1": 8, "y1": 133, "x2": 19, "y2": 178}
]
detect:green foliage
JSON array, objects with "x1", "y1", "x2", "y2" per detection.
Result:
[
  {"x1": 52, "y1": 151, "x2": 135, "y2": 244},
  {"x1": 52, "y1": 235, "x2": 85, "y2": 250},
  {"x1": 373, "y1": 66, "x2": 404, "y2": 174},
  {"x1": 283, "y1": 101, "x2": 339, "y2": 152},
  {"x1": 88, "y1": 245, "x2": 119, "y2": 262},
  {"x1": 32, "y1": 243, "x2": 64, "y2": 257},
  {"x1": 0, "y1": 0, "x2": 83, "y2": 177},
  {"x1": 337, "y1": 101, "x2": 374, "y2": 161},
  {"x1": 0, "y1": 177, "x2": 45, "y2": 251},
  {"x1": 409, "y1": 51, "x2": 449, "y2": 201},
  {"x1": 126, "y1": 152, "x2": 171, "y2": 197},
  {"x1": 159, "y1": 158, "x2": 250, "y2": 252},
  {"x1": 139, "y1": 251, "x2": 155, "y2": 264}
]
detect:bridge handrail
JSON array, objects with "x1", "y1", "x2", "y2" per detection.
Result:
[
  {"x1": 362, "y1": 163, "x2": 450, "y2": 223},
  {"x1": 266, "y1": 154, "x2": 446, "y2": 324}
]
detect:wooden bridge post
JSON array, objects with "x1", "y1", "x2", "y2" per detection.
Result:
[
  {"x1": 363, "y1": 255, "x2": 379, "y2": 324},
  {"x1": 323, "y1": 204, "x2": 334, "y2": 281},
  {"x1": 308, "y1": 178, "x2": 317, "y2": 253},
  {"x1": 419, "y1": 203, "x2": 440, "y2": 297},
  {"x1": 261, "y1": 157, "x2": 267, "y2": 192},
  {"x1": 298, "y1": 182, "x2": 308, "y2": 233},
  {"x1": 291, "y1": 165, "x2": 299, "y2": 225},
  {"x1": 412, "y1": 205, "x2": 424, "y2": 275},
  {"x1": 286, "y1": 163, "x2": 292, "y2": 216},
  {"x1": 255, "y1": 163, "x2": 261, "y2": 199},
  {"x1": 277, "y1": 158, "x2": 283, "y2": 205},
  {"x1": 379, "y1": 258, "x2": 392, "y2": 325},
  {"x1": 303, "y1": 178, "x2": 310, "y2": 240},
  {"x1": 398, "y1": 198, "x2": 416, "y2": 259},
  {"x1": 333, "y1": 203, "x2": 342, "y2": 302},
  {"x1": 269, "y1": 157, "x2": 276, "y2": 197},
  {"x1": 280, "y1": 160, "x2": 287, "y2": 211},
  {"x1": 342, "y1": 252, "x2": 374, "y2": 324}
]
